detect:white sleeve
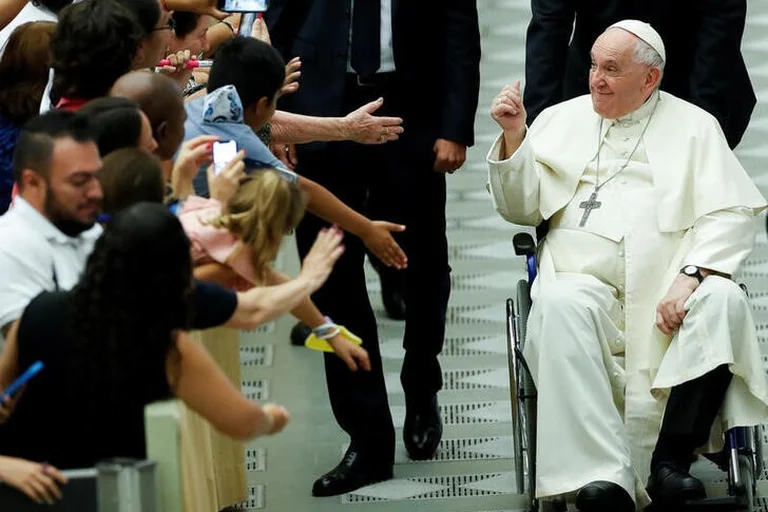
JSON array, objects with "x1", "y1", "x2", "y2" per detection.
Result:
[
  {"x1": 39, "y1": 68, "x2": 53, "y2": 114},
  {"x1": 486, "y1": 130, "x2": 543, "y2": 226},
  {"x1": 683, "y1": 207, "x2": 756, "y2": 275}
]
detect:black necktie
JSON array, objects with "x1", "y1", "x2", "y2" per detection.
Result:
[{"x1": 351, "y1": 0, "x2": 381, "y2": 77}]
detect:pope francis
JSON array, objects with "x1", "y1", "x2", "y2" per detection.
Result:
[{"x1": 487, "y1": 20, "x2": 768, "y2": 512}]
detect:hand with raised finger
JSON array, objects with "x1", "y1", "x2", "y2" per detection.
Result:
[
  {"x1": 655, "y1": 274, "x2": 698, "y2": 335},
  {"x1": 328, "y1": 334, "x2": 371, "y2": 372},
  {"x1": 344, "y1": 98, "x2": 404, "y2": 144},
  {"x1": 0, "y1": 457, "x2": 67, "y2": 505},
  {"x1": 362, "y1": 221, "x2": 408, "y2": 269},
  {"x1": 433, "y1": 139, "x2": 467, "y2": 173},
  {"x1": 208, "y1": 150, "x2": 246, "y2": 203},
  {"x1": 491, "y1": 80, "x2": 527, "y2": 135}
]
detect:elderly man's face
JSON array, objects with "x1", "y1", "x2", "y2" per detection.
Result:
[{"x1": 589, "y1": 29, "x2": 661, "y2": 119}]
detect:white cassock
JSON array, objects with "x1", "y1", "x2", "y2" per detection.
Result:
[{"x1": 486, "y1": 91, "x2": 768, "y2": 508}]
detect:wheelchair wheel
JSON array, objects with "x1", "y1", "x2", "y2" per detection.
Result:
[
  {"x1": 753, "y1": 425, "x2": 764, "y2": 477},
  {"x1": 737, "y1": 454, "x2": 755, "y2": 512},
  {"x1": 516, "y1": 280, "x2": 537, "y2": 507}
]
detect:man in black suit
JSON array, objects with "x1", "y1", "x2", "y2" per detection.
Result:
[
  {"x1": 524, "y1": 0, "x2": 755, "y2": 149},
  {"x1": 265, "y1": 0, "x2": 481, "y2": 497}
]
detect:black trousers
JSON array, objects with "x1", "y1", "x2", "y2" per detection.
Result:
[
  {"x1": 652, "y1": 364, "x2": 733, "y2": 473},
  {"x1": 294, "y1": 76, "x2": 451, "y2": 463}
]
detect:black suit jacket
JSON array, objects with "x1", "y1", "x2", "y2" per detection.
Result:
[
  {"x1": 264, "y1": 0, "x2": 481, "y2": 148},
  {"x1": 524, "y1": 0, "x2": 755, "y2": 148}
]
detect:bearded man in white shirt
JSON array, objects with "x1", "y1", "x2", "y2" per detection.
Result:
[{"x1": 487, "y1": 20, "x2": 768, "y2": 512}]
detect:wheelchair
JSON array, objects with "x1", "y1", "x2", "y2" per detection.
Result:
[{"x1": 505, "y1": 231, "x2": 764, "y2": 512}]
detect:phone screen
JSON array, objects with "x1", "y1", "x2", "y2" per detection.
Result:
[
  {"x1": 213, "y1": 140, "x2": 238, "y2": 175},
  {"x1": 216, "y1": 0, "x2": 267, "y2": 12}
]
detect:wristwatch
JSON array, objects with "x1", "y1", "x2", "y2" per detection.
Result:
[{"x1": 680, "y1": 265, "x2": 704, "y2": 284}]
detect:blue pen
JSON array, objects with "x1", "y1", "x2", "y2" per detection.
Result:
[{"x1": 3, "y1": 361, "x2": 44, "y2": 399}]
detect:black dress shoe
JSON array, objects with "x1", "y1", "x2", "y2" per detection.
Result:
[
  {"x1": 575, "y1": 480, "x2": 634, "y2": 512},
  {"x1": 290, "y1": 321, "x2": 312, "y2": 346},
  {"x1": 312, "y1": 450, "x2": 393, "y2": 497},
  {"x1": 403, "y1": 395, "x2": 443, "y2": 460},
  {"x1": 379, "y1": 270, "x2": 406, "y2": 321},
  {"x1": 647, "y1": 462, "x2": 706, "y2": 504}
]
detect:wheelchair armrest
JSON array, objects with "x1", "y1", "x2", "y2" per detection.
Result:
[{"x1": 513, "y1": 233, "x2": 536, "y2": 257}]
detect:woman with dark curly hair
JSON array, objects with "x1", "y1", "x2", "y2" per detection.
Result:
[
  {"x1": 0, "y1": 21, "x2": 56, "y2": 214},
  {"x1": 0, "y1": 202, "x2": 290, "y2": 469}
]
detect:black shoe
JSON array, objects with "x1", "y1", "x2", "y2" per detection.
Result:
[
  {"x1": 290, "y1": 321, "x2": 312, "y2": 346},
  {"x1": 312, "y1": 450, "x2": 393, "y2": 497},
  {"x1": 575, "y1": 480, "x2": 634, "y2": 512},
  {"x1": 647, "y1": 462, "x2": 706, "y2": 504},
  {"x1": 403, "y1": 395, "x2": 442, "y2": 460},
  {"x1": 379, "y1": 271, "x2": 406, "y2": 321}
]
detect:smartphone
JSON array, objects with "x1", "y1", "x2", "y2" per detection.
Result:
[
  {"x1": 2, "y1": 361, "x2": 43, "y2": 399},
  {"x1": 216, "y1": 0, "x2": 267, "y2": 13},
  {"x1": 213, "y1": 140, "x2": 238, "y2": 175}
]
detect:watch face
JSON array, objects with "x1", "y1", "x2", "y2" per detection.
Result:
[{"x1": 684, "y1": 265, "x2": 698, "y2": 275}]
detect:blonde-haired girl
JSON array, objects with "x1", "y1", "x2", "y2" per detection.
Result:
[{"x1": 180, "y1": 168, "x2": 370, "y2": 371}]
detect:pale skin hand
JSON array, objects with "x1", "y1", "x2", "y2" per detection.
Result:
[
  {"x1": 490, "y1": 80, "x2": 527, "y2": 159},
  {"x1": 207, "y1": 150, "x2": 246, "y2": 203},
  {"x1": 361, "y1": 221, "x2": 407, "y2": 269},
  {"x1": 0, "y1": 457, "x2": 68, "y2": 505},
  {"x1": 171, "y1": 135, "x2": 219, "y2": 198},
  {"x1": 343, "y1": 98, "x2": 404, "y2": 144},
  {"x1": 281, "y1": 57, "x2": 302, "y2": 97},
  {"x1": 262, "y1": 403, "x2": 289, "y2": 434},
  {"x1": 656, "y1": 274, "x2": 701, "y2": 335},
  {"x1": 249, "y1": 16, "x2": 271, "y2": 44},
  {"x1": 327, "y1": 335, "x2": 371, "y2": 372},
  {"x1": 299, "y1": 227, "x2": 346, "y2": 292},
  {"x1": 433, "y1": 139, "x2": 467, "y2": 173},
  {"x1": 158, "y1": 50, "x2": 193, "y2": 82},
  {"x1": 270, "y1": 142, "x2": 298, "y2": 170}
]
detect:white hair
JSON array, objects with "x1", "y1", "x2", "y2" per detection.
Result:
[{"x1": 633, "y1": 38, "x2": 665, "y2": 75}]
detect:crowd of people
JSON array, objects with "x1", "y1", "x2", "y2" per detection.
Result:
[{"x1": 0, "y1": 0, "x2": 765, "y2": 511}]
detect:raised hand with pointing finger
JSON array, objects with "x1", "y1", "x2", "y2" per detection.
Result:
[{"x1": 491, "y1": 81, "x2": 528, "y2": 158}]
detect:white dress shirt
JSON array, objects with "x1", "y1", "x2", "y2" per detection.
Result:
[
  {"x1": 0, "y1": 198, "x2": 102, "y2": 335},
  {"x1": 347, "y1": 0, "x2": 396, "y2": 74}
]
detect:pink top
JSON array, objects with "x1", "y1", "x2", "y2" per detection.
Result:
[{"x1": 178, "y1": 196, "x2": 258, "y2": 291}]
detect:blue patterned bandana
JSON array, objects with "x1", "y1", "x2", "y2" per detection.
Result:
[{"x1": 202, "y1": 85, "x2": 244, "y2": 124}]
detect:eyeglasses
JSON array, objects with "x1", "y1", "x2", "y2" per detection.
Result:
[{"x1": 153, "y1": 18, "x2": 176, "y2": 32}]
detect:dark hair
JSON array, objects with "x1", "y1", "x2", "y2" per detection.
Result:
[
  {"x1": 100, "y1": 149, "x2": 165, "y2": 214},
  {"x1": 51, "y1": 0, "x2": 144, "y2": 102},
  {"x1": 69, "y1": 202, "x2": 192, "y2": 412},
  {"x1": 0, "y1": 22, "x2": 56, "y2": 125},
  {"x1": 79, "y1": 97, "x2": 144, "y2": 156},
  {"x1": 122, "y1": 0, "x2": 161, "y2": 37},
  {"x1": 208, "y1": 37, "x2": 286, "y2": 108},
  {"x1": 34, "y1": 0, "x2": 75, "y2": 14},
  {"x1": 172, "y1": 11, "x2": 201, "y2": 39},
  {"x1": 13, "y1": 110, "x2": 94, "y2": 188}
]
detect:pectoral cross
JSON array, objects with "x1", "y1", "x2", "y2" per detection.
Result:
[{"x1": 578, "y1": 192, "x2": 602, "y2": 227}]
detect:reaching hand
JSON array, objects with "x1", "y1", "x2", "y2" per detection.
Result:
[
  {"x1": 344, "y1": 98, "x2": 404, "y2": 144},
  {"x1": 362, "y1": 221, "x2": 407, "y2": 269},
  {"x1": 207, "y1": 150, "x2": 246, "y2": 203},
  {"x1": 270, "y1": 142, "x2": 298, "y2": 170},
  {"x1": 433, "y1": 139, "x2": 467, "y2": 173},
  {"x1": 280, "y1": 57, "x2": 302, "y2": 97},
  {"x1": 656, "y1": 274, "x2": 699, "y2": 335},
  {"x1": 249, "y1": 16, "x2": 271, "y2": 44},
  {"x1": 328, "y1": 334, "x2": 371, "y2": 372},
  {"x1": 158, "y1": 50, "x2": 194, "y2": 85},
  {"x1": 491, "y1": 80, "x2": 527, "y2": 136},
  {"x1": 0, "y1": 457, "x2": 67, "y2": 505},
  {"x1": 172, "y1": 135, "x2": 219, "y2": 197},
  {"x1": 299, "y1": 226, "x2": 345, "y2": 292},
  {"x1": 262, "y1": 404, "x2": 290, "y2": 435}
]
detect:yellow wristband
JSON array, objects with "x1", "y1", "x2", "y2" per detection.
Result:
[{"x1": 304, "y1": 326, "x2": 362, "y2": 353}]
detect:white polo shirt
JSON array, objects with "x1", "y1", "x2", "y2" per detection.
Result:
[{"x1": 0, "y1": 198, "x2": 102, "y2": 335}]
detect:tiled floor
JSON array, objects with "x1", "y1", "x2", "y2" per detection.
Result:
[{"x1": 234, "y1": 1, "x2": 768, "y2": 511}]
